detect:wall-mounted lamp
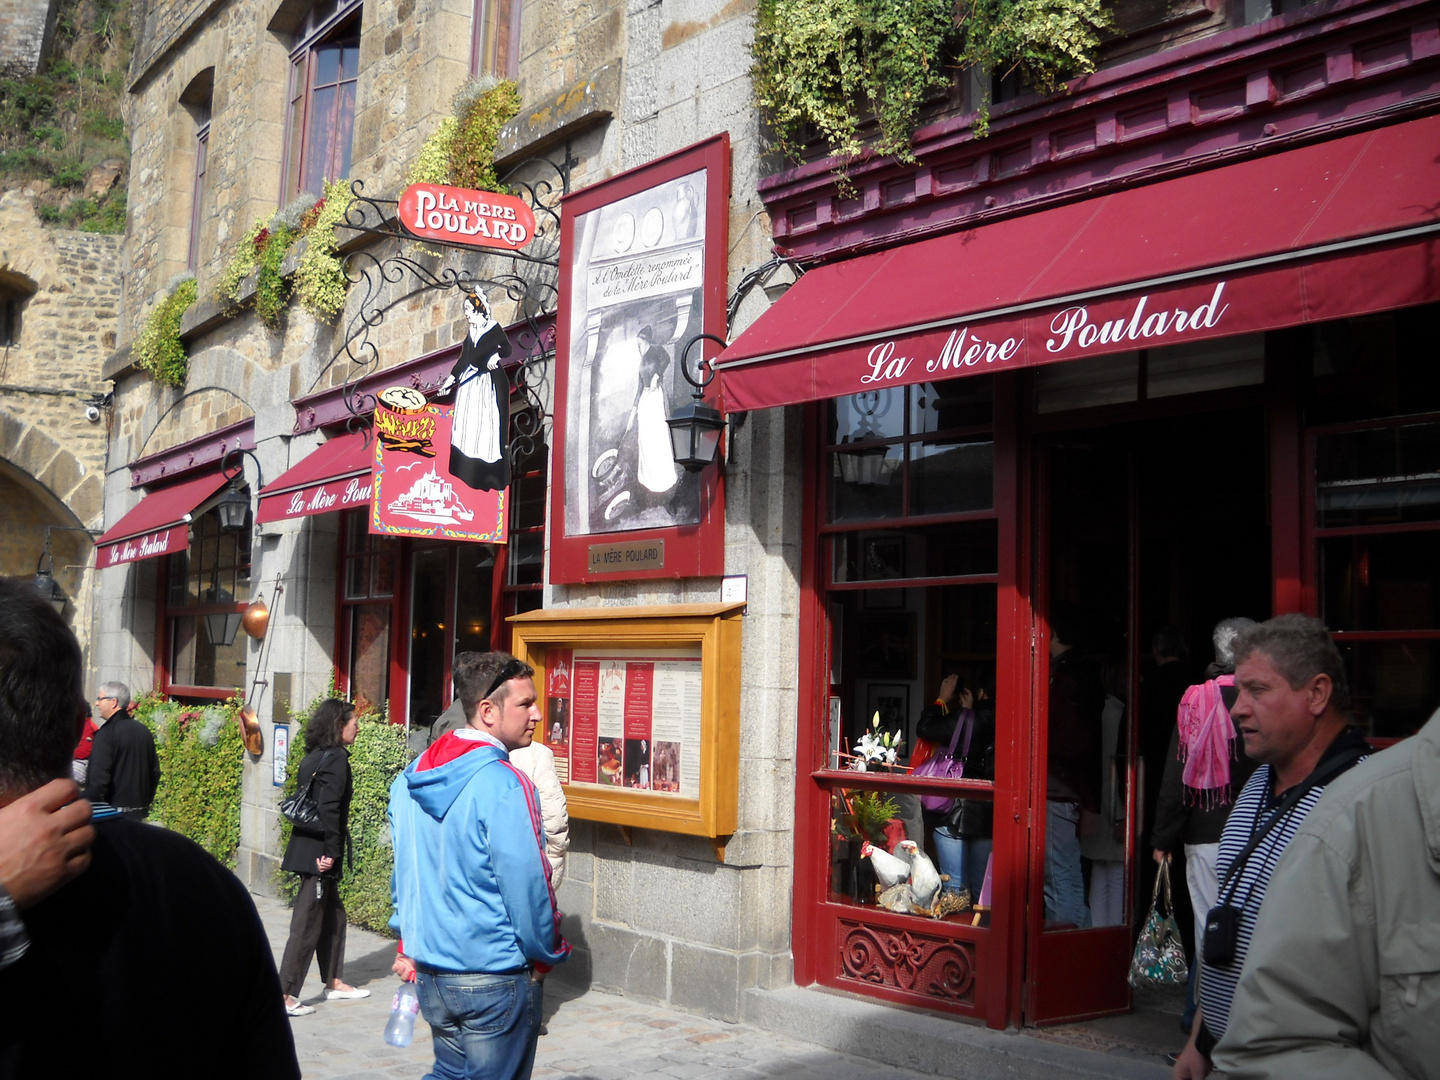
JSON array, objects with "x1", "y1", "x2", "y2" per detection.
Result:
[
  {"x1": 669, "y1": 333, "x2": 728, "y2": 472},
  {"x1": 202, "y1": 610, "x2": 244, "y2": 647},
  {"x1": 31, "y1": 525, "x2": 96, "y2": 613},
  {"x1": 217, "y1": 448, "x2": 265, "y2": 534}
]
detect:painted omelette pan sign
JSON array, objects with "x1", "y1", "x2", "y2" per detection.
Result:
[{"x1": 398, "y1": 183, "x2": 536, "y2": 250}]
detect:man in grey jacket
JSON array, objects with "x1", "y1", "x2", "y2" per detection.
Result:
[{"x1": 1214, "y1": 708, "x2": 1440, "y2": 1079}]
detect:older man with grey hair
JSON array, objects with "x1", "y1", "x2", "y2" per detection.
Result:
[{"x1": 82, "y1": 681, "x2": 159, "y2": 820}]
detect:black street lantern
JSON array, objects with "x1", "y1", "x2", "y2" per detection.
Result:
[
  {"x1": 202, "y1": 610, "x2": 245, "y2": 647},
  {"x1": 669, "y1": 332, "x2": 729, "y2": 472},
  {"x1": 216, "y1": 478, "x2": 251, "y2": 533},
  {"x1": 667, "y1": 400, "x2": 726, "y2": 472},
  {"x1": 32, "y1": 563, "x2": 65, "y2": 613},
  {"x1": 217, "y1": 447, "x2": 265, "y2": 534}
]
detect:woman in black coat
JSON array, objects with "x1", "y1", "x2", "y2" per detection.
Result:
[{"x1": 279, "y1": 699, "x2": 365, "y2": 1016}]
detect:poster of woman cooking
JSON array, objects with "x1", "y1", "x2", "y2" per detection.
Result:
[
  {"x1": 435, "y1": 289, "x2": 512, "y2": 491},
  {"x1": 563, "y1": 169, "x2": 708, "y2": 536}
]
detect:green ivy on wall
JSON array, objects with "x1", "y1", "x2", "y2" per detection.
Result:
[
  {"x1": 277, "y1": 689, "x2": 413, "y2": 936},
  {"x1": 751, "y1": 0, "x2": 1112, "y2": 161},
  {"x1": 133, "y1": 692, "x2": 245, "y2": 867},
  {"x1": 132, "y1": 274, "x2": 197, "y2": 387},
  {"x1": 407, "y1": 77, "x2": 521, "y2": 193},
  {"x1": 215, "y1": 182, "x2": 354, "y2": 328}
]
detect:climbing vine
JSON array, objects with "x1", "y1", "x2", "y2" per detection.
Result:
[
  {"x1": 751, "y1": 0, "x2": 1112, "y2": 161},
  {"x1": 293, "y1": 179, "x2": 355, "y2": 319},
  {"x1": 407, "y1": 77, "x2": 520, "y2": 193},
  {"x1": 133, "y1": 692, "x2": 245, "y2": 867},
  {"x1": 215, "y1": 181, "x2": 354, "y2": 327},
  {"x1": 132, "y1": 274, "x2": 197, "y2": 387}
]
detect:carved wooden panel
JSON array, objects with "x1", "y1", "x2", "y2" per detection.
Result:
[{"x1": 837, "y1": 921, "x2": 977, "y2": 1004}]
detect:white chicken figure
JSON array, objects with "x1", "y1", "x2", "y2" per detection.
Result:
[
  {"x1": 860, "y1": 840, "x2": 912, "y2": 889},
  {"x1": 897, "y1": 840, "x2": 943, "y2": 911}
]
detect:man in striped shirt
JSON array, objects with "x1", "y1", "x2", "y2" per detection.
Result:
[{"x1": 1173, "y1": 614, "x2": 1370, "y2": 1080}]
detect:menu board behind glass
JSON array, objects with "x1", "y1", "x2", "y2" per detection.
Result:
[{"x1": 542, "y1": 646, "x2": 703, "y2": 796}]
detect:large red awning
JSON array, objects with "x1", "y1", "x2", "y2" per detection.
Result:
[
  {"x1": 96, "y1": 471, "x2": 230, "y2": 568},
  {"x1": 717, "y1": 115, "x2": 1440, "y2": 412},
  {"x1": 256, "y1": 430, "x2": 373, "y2": 524}
]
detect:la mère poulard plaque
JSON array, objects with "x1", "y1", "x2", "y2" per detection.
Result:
[
  {"x1": 398, "y1": 183, "x2": 536, "y2": 250},
  {"x1": 510, "y1": 603, "x2": 742, "y2": 842}
]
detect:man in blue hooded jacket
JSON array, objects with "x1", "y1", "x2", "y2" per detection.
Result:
[{"x1": 389, "y1": 651, "x2": 569, "y2": 1080}]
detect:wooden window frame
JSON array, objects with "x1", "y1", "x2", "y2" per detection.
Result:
[{"x1": 280, "y1": 1, "x2": 363, "y2": 204}]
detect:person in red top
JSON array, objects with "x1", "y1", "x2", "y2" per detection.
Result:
[{"x1": 70, "y1": 717, "x2": 98, "y2": 787}]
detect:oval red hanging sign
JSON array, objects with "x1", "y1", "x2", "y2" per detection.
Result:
[{"x1": 398, "y1": 183, "x2": 536, "y2": 250}]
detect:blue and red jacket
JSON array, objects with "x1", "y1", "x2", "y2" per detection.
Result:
[{"x1": 388, "y1": 730, "x2": 569, "y2": 974}]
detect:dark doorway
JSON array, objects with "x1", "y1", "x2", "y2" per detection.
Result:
[{"x1": 1029, "y1": 404, "x2": 1270, "y2": 1024}]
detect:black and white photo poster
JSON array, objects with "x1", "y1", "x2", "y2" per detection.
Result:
[{"x1": 563, "y1": 170, "x2": 707, "y2": 536}]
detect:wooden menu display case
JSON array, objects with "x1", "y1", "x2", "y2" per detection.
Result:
[{"x1": 509, "y1": 603, "x2": 742, "y2": 840}]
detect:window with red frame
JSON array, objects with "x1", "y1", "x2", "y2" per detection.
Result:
[
  {"x1": 1306, "y1": 303, "x2": 1440, "y2": 739},
  {"x1": 501, "y1": 404, "x2": 547, "y2": 639},
  {"x1": 470, "y1": 0, "x2": 520, "y2": 78},
  {"x1": 161, "y1": 506, "x2": 252, "y2": 698},
  {"x1": 283, "y1": 1, "x2": 362, "y2": 201},
  {"x1": 338, "y1": 509, "x2": 399, "y2": 715}
]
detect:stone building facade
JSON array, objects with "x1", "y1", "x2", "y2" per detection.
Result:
[
  {"x1": 102, "y1": 0, "x2": 786, "y2": 1022},
  {"x1": 97, "y1": 0, "x2": 1438, "y2": 1045},
  {"x1": 0, "y1": 188, "x2": 121, "y2": 672}
]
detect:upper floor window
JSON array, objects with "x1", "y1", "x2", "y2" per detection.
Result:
[
  {"x1": 0, "y1": 271, "x2": 36, "y2": 347},
  {"x1": 180, "y1": 69, "x2": 214, "y2": 271},
  {"x1": 471, "y1": 0, "x2": 519, "y2": 78},
  {"x1": 284, "y1": 1, "x2": 362, "y2": 200}
]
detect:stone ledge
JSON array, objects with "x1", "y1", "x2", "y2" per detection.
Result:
[
  {"x1": 744, "y1": 986, "x2": 1171, "y2": 1079},
  {"x1": 104, "y1": 192, "x2": 399, "y2": 383},
  {"x1": 496, "y1": 61, "x2": 620, "y2": 170}
]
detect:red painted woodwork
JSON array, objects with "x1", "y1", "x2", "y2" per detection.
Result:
[
  {"x1": 759, "y1": 0, "x2": 1440, "y2": 262},
  {"x1": 837, "y1": 920, "x2": 979, "y2": 1006},
  {"x1": 127, "y1": 418, "x2": 255, "y2": 488},
  {"x1": 290, "y1": 316, "x2": 554, "y2": 434},
  {"x1": 548, "y1": 135, "x2": 729, "y2": 583}
]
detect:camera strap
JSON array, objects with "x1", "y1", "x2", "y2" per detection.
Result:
[{"x1": 1216, "y1": 745, "x2": 1366, "y2": 907}]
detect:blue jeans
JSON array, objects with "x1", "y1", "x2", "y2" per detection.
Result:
[
  {"x1": 1044, "y1": 800, "x2": 1092, "y2": 928},
  {"x1": 415, "y1": 970, "x2": 542, "y2": 1080}
]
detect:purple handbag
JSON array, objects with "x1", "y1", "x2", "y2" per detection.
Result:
[{"x1": 914, "y1": 708, "x2": 974, "y2": 813}]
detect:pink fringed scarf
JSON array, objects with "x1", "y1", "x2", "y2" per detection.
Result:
[{"x1": 1177, "y1": 674, "x2": 1238, "y2": 808}]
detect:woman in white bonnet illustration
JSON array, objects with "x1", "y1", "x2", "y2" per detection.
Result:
[
  {"x1": 437, "y1": 289, "x2": 512, "y2": 491},
  {"x1": 623, "y1": 325, "x2": 678, "y2": 504}
]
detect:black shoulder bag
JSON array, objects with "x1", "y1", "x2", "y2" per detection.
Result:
[
  {"x1": 280, "y1": 749, "x2": 334, "y2": 838},
  {"x1": 1202, "y1": 745, "x2": 1365, "y2": 966}
]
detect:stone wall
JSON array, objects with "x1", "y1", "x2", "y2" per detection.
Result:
[
  {"x1": 0, "y1": 190, "x2": 123, "y2": 676},
  {"x1": 0, "y1": 0, "x2": 57, "y2": 79},
  {"x1": 107, "y1": 0, "x2": 797, "y2": 1023}
]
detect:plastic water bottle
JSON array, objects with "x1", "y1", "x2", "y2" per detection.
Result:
[{"x1": 384, "y1": 980, "x2": 420, "y2": 1047}]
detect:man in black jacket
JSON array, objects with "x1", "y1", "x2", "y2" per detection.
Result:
[
  {"x1": 82, "y1": 681, "x2": 159, "y2": 820},
  {"x1": 0, "y1": 576, "x2": 299, "y2": 1079}
]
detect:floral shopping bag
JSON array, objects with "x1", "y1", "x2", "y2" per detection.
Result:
[{"x1": 1129, "y1": 856, "x2": 1189, "y2": 989}]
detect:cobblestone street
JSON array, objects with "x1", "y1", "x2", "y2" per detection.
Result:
[{"x1": 256, "y1": 894, "x2": 938, "y2": 1080}]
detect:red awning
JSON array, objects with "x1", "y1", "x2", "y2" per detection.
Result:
[
  {"x1": 717, "y1": 115, "x2": 1440, "y2": 411},
  {"x1": 95, "y1": 471, "x2": 230, "y2": 568},
  {"x1": 256, "y1": 430, "x2": 373, "y2": 523}
]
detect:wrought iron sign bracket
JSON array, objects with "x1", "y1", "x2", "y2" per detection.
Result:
[{"x1": 329, "y1": 149, "x2": 574, "y2": 470}]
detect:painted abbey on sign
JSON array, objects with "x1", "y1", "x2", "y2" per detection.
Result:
[{"x1": 398, "y1": 183, "x2": 536, "y2": 250}]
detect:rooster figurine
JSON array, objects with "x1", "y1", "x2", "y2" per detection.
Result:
[
  {"x1": 860, "y1": 840, "x2": 912, "y2": 889},
  {"x1": 897, "y1": 840, "x2": 944, "y2": 911}
]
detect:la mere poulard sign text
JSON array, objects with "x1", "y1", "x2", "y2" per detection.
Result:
[{"x1": 399, "y1": 183, "x2": 536, "y2": 251}]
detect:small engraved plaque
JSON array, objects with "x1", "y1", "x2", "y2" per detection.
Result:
[{"x1": 588, "y1": 539, "x2": 665, "y2": 573}]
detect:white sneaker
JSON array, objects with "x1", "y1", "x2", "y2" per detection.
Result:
[
  {"x1": 325, "y1": 987, "x2": 371, "y2": 1000},
  {"x1": 285, "y1": 1000, "x2": 316, "y2": 1016}
]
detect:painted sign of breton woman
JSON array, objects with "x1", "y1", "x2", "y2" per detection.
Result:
[{"x1": 436, "y1": 290, "x2": 512, "y2": 491}]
